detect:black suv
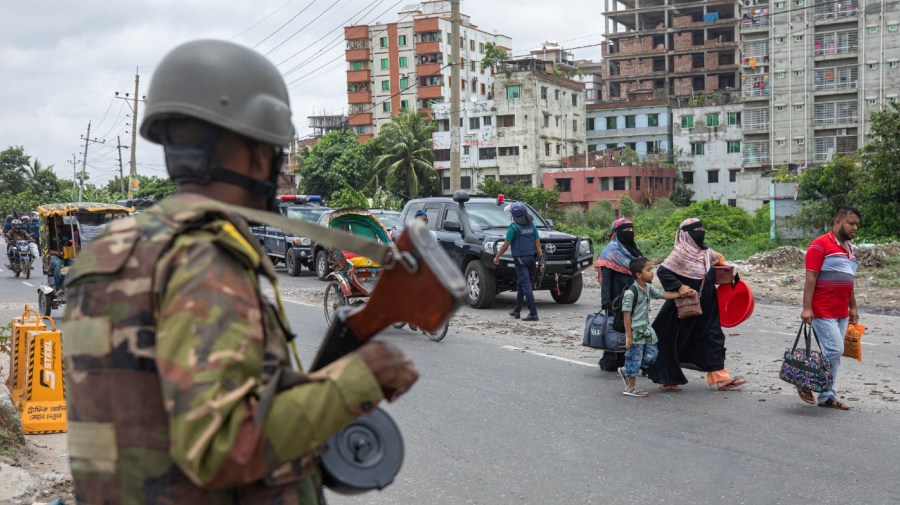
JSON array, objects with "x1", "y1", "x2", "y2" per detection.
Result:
[
  {"x1": 398, "y1": 191, "x2": 593, "y2": 308},
  {"x1": 252, "y1": 195, "x2": 331, "y2": 276}
]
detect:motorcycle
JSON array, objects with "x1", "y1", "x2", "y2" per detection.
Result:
[{"x1": 9, "y1": 240, "x2": 34, "y2": 279}]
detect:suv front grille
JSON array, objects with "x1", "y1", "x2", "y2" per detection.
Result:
[{"x1": 542, "y1": 240, "x2": 575, "y2": 261}]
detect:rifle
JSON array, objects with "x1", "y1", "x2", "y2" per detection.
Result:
[{"x1": 531, "y1": 253, "x2": 546, "y2": 290}]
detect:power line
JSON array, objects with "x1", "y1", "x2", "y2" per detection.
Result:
[
  {"x1": 232, "y1": 0, "x2": 296, "y2": 40},
  {"x1": 252, "y1": 0, "x2": 321, "y2": 49},
  {"x1": 265, "y1": 0, "x2": 355, "y2": 56}
]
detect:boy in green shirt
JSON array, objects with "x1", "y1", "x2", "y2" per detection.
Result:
[{"x1": 619, "y1": 257, "x2": 691, "y2": 397}]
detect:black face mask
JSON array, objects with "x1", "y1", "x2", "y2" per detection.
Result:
[
  {"x1": 688, "y1": 229, "x2": 706, "y2": 249},
  {"x1": 617, "y1": 229, "x2": 635, "y2": 246}
]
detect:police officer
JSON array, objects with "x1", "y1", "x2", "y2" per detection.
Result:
[
  {"x1": 493, "y1": 202, "x2": 542, "y2": 321},
  {"x1": 63, "y1": 39, "x2": 418, "y2": 505}
]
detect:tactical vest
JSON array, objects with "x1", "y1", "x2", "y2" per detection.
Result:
[
  {"x1": 509, "y1": 222, "x2": 537, "y2": 257},
  {"x1": 62, "y1": 194, "x2": 321, "y2": 504}
]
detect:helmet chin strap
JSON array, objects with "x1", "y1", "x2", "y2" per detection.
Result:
[{"x1": 156, "y1": 121, "x2": 283, "y2": 212}]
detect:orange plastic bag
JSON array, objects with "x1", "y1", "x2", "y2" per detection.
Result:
[{"x1": 843, "y1": 323, "x2": 865, "y2": 362}]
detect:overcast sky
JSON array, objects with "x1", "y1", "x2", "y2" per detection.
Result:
[{"x1": 0, "y1": 0, "x2": 603, "y2": 186}]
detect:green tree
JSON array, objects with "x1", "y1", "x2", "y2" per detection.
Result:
[
  {"x1": 856, "y1": 102, "x2": 900, "y2": 238},
  {"x1": 0, "y1": 146, "x2": 30, "y2": 196},
  {"x1": 480, "y1": 42, "x2": 509, "y2": 71},
  {"x1": 372, "y1": 110, "x2": 437, "y2": 199},
  {"x1": 299, "y1": 129, "x2": 374, "y2": 202},
  {"x1": 665, "y1": 148, "x2": 694, "y2": 207},
  {"x1": 796, "y1": 155, "x2": 858, "y2": 231},
  {"x1": 477, "y1": 178, "x2": 561, "y2": 222}
]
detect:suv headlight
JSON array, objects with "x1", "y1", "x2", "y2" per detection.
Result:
[
  {"x1": 484, "y1": 240, "x2": 496, "y2": 255},
  {"x1": 578, "y1": 239, "x2": 592, "y2": 255},
  {"x1": 294, "y1": 237, "x2": 311, "y2": 246}
]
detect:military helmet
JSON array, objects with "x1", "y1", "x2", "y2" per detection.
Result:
[{"x1": 140, "y1": 39, "x2": 294, "y2": 146}]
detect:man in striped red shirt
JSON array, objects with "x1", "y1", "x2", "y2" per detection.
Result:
[{"x1": 799, "y1": 206, "x2": 861, "y2": 410}]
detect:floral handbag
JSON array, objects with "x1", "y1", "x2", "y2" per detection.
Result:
[{"x1": 779, "y1": 323, "x2": 834, "y2": 393}]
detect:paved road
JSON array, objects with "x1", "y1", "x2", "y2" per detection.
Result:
[{"x1": 2, "y1": 259, "x2": 899, "y2": 504}]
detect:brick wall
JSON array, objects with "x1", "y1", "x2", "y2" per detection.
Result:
[
  {"x1": 705, "y1": 75, "x2": 720, "y2": 91},
  {"x1": 705, "y1": 52, "x2": 719, "y2": 69},
  {"x1": 674, "y1": 32, "x2": 693, "y2": 51},
  {"x1": 674, "y1": 77, "x2": 692, "y2": 95},
  {"x1": 674, "y1": 55, "x2": 693, "y2": 73},
  {"x1": 673, "y1": 15, "x2": 694, "y2": 27}
]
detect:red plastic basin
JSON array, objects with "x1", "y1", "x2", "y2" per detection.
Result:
[{"x1": 717, "y1": 279, "x2": 755, "y2": 328}]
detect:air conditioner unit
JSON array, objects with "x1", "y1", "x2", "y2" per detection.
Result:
[
  {"x1": 742, "y1": 0, "x2": 754, "y2": 7},
  {"x1": 837, "y1": 128, "x2": 848, "y2": 136}
]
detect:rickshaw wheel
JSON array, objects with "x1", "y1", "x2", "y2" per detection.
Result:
[
  {"x1": 323, "y1": 280, "x2": 347, "y2": 325},
  {"x1": 423, "y1": 321, "x2": 449, "y2": 342},
  {"x1": 39, "y1": 291, "x2": 53, "y2": 317}
]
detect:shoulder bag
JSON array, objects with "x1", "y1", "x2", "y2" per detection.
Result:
[
  {"x1": 779, "y1": 322, "x2": 834, "y2": 392},
  {"x1": 674, "y1": 276, "x2": 704, "y2": 319}
]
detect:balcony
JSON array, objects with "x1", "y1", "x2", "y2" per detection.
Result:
[
  {"x1": 814, "y1": 1, "x2": 858, "y2": 22},
  {"x1": 417, "y1": 62, "x2": 443, "y2": 76},
  {"x1": 346, "y1": 69, "x2": 370, "y2": 83},
  {"x1": 347, "y1": 90, "x2": 372, "y2": 104},
  {"x1": 344, "y1": 26, "x2": 369, "y2": 40},
  {"x1": 346, "y1": 48, "x2": 369, "y2": 61},
  {"x1": 415, "y1": 40, "x2": 442, "y2": 55},
  {"x1": 418, "y1": 85, "x2": 444, "y2": 100},
  {"x1": 348, "y1": 113, "x2": 373, "y2": 126},
  {"x1": 414, "y1": 17, "x2": 439, "y2": 33}
]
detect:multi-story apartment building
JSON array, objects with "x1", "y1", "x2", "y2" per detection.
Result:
[
  {"x1": 601, "y1": 0, "x2": 742, "y2": 100},
  {"x1": 429, "y1": 58, "x2": 586, "y2": 189},
  {"x1": 586, "y1": 100, "x2": 674, "y2": 157},
  {"x1": 575, "y1": 59, "x2": 605, "y2": 105},
  {"x1": 741, "y1": 0, "x2": 900, "y2": 171},
  {"x1": 343, "y1": 1, "x2": 511, "y2": 142}
]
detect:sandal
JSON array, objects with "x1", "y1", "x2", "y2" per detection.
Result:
[
  {"x1": 623, "y1": 386, "x2": 649, "y2": 397},
  {"x1": 659, "y1": 385, "x2": 682, "y2": 392},
  {"x1": 797, "y1": 387, "x2": 816, "y2": 405},
  {"x1": 717, "y1": 377, "x2": 747, "y2": 391},
  {"x1": 818, "y1": 398, "x2": 850, "y2": 410}
]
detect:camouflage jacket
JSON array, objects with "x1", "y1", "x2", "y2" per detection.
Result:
[{"x1": 62, "y1": 193, "x2": 383, "y2": 504}]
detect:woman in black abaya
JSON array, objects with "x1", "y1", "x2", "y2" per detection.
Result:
[
  {"x1": 648, "y1": 218, "x2": 746, "y2": 391},
  {"x1": 594, "y1": 218, "x2": 642, "y2": 372}
]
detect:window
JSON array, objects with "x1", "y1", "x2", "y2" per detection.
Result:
[
  {"x1": 434, "y1": 149, "x2": 450, "y2": 161},
  {"x1": 706, "y1": 113, "x2": 719, "y2": 127},
  {"x1": 498, "y1": 114, "x2": 515, "y2": 127},
  {"x1": 401, "y1": 100, "x2": 409, "y2": 110},
  {"x1": 461, "y1": 176, "x2": 472, "y2": 189},
  {"x1": 586, "y1": 118, "x2": 595, "y2": 130},
  {"x1": 506, "y1": 85, "x2": 521, "y2": 100},
  {"x1": 794, "y1": 104, "x2": 804, "y2": 110},
  {"x1": 462, "y1": 146, "x2": 470, "y2": 155},
  {"x1": 380, "y1": 37, "x2": 388, "y2": 48},
  {"x1": 470, "y1": 40, "x2": 475, "y2": 51},
  {"x1": 729, "y1": 169, "x2": 740, "y2": 182},
  {"x1": 794, "y1": 70, "x2": 805, "y2": 76},
  {"x1": 481, "y1": 83, "x2": 486, "y2": 94},
  {"x1": 625, "y1": 115, "x2": 636, "y2": 128},
  {"x1": 600, "y1": 177, "x2": 610, "y2": 191},
  {"x1": 776, "y1": 1, "x2": 784, "y2": 7},
  {"x1": 381, "y1": 80, "x2": 390, "y2": 91},
  {"x1": 612, "y1": 177, "x2": 627, "y2": 191},
  {"x1": 683, "y1": 172, "x2": 694, "y2": 184},
  {"x1": 777, "y1": 139, "x2": 786, "y2": 146},
  {"x1": 868, "y1": 98, "x2": 877, "y2": 105},
  {"x1": 543, "y1": 115, "x2": 550, "y2": 128},
  {"x1": 869, "y1": 26, "x2": 878, "y2": 33},
  {"x1": 587, "y1": 176, "x2": 594, "y2": 183},
  {"x1": 890, "y1": 61, "x2": 899, "y2": 68},
  {"x1": 555, "y1": 116, "x2": 560, "y2": 127},
  {"x1": 891, "y1": 97, "x2": 899, "y2": 104},
  {"x1": 889, "y1": 24, "x2": 899, "y2": 32},
  {"x1": 728, "y1": 112, "x2": 741, "y2": 125},
  {"x1": 572, "y1": 120, "x2": 578, "y2": 132},
  {"x1": 479, "y1": 42, "x2": 485, "y2": 53},
  {"x1": 794, "y1": 0, "x2": 803, "y2": 5},
  {"x1": 400, "y1": 77, "x2": 409, "y2": 89},
  {"x1": 691, "y1": 142, "x2": 705, "y2": 155},
  {"x1": 545, "y1": 143, "x2": 551, "y2": 156},
  {"x1": 794, "y1": 35, "x2": 803, "y2": 41},
  {"x1": 556, "y1": 144, "x2": 561, "y2": 154},
  {"x1": 648, "y1": 114, "x2": 659, "y2": 127},
  {"x1": 556, "y1": 178, "x2": 572, "y2": 192},
  {"x1": 681, "y1": 115, "x2": 694, "y2": 128},
  {"x1": 775, "y1": 37, "x2": 785, "y2": 44},
  {"x1": 398, "y1": 35, "x2": 407, "y2": 46},
  {"x1": 607, "y1": 117, "x2": 617, "y2": 129},
  {"x1": 555, "y1": 89, "x2": 560, "y2": 100},
  {"x1": 727, "y1": 140, "x2": 741, "y2": 153},
  {"x1": 796, "y1": 137, "x2": 805, "y2": 145},
  {"x1": 469, "y1": 117, "x2": 480, "y2": 130},
  {"x1": 587, "y1": 144, "x2": 597, "y2": 152},
  {"x1": 635, "y1": 176, "x2": 642, "y2": 190},
  {"x1": 470, "y1": 61, "x2": 476, "y2": 71},
  {"x1": 483, "y1": 116, "x2": 492, "y2": 126},
  {"x1": 707, "y1": 170, "x2": 719, "y2": 183},
  {"x1": 479, "y1": 147, "x2": 497, "y2": 160},
  {"x1": 381, "y1": 58, "x2": 389, "y2": 69},
  {"x1": 383, "y1": 102, "x2": 391, "y2": 112},
  {"x1": 868, "y1": 63, "x2": 879, "y2": 70},
  {"x1": 399, "y1": 57, "x2": 408, "y2": 68},
  {"x1": 499, "y1": 146, "x2": 520, "y2": 156},
  {"x1": 776, "y1": 105, "x2": 785, "y2": 112},
  {"x1": 541, "y1": 86, "x2": 548, "y2": 99},
  {"x1": 572, "y1": 94, "x2": 578, "y2": 106},
  {"x1": 775, "y1": 71, "x2": 785, "y2": 78},
  {"x1": 353, "y1": 126, "x2": 366, "y2": 134},
  {"x1": 728, "y1": 199, "x2": 737, "y2": 207},
  {"x1": 351, "y1": 61, "x2": 364, "y2": 71}
]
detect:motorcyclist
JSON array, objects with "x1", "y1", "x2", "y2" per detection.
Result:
[
  {"x1": 22, "y1": 215, "x2": 39, "y2": 243},
  {"x1": 6, "y1": 219, "x2": 39, "y2": 270},
  {"x1": 2, "y1": 215, "x2": 13, "y2": 239}
]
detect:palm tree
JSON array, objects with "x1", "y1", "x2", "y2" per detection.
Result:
[{"x1": 373, "y1": 110, "x2": 436, "y2": 199}]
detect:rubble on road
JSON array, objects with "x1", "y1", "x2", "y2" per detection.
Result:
[
  {"x1": 855, "y1": 241, "x2": 900, "y2": 268},
  {"x1": 738, "y1": 247, "x2": 806, "y2": 269}
]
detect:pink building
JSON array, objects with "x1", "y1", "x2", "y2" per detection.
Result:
[{"x1": 542, "y1": 153, "x2": 676, "y2": 211}]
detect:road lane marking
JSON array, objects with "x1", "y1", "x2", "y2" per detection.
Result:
[
  {"x1": 282, "y1": 298, "x2": 317, "y2": 308},
  {"x1": 501, "y1": 346, "x2": 595, "y2": 367},
  {"x1": 22, "y1": 281, "x2": 34, "y2": 287},
  {"x1": 758, "y1": 330, "x2": 795, "y2": 336}
]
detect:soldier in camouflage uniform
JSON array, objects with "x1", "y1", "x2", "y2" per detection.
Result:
[{"x1": 62, "y1": 39, "x2": 419, "y2": 504}]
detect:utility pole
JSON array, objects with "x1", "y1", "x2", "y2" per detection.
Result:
[
  {"x1": 449, "y1": 0, "x2": 461, "y2": 193},
  {"x1": 79, "y1": 121, "x2": 106, "y2": 202},
  {"x1": 116, "y1": 69, "x2": 142, "y2": 199},
  {"x1": 116, "y1": 136, "x2": 127, "y2": 197}
]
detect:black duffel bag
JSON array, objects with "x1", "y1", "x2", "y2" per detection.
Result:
[{"x1": 582, "y1": 309, "x2": 626, "y2": 352}]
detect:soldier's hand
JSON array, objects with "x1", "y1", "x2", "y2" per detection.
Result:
[{"x1": 357, "y1": 341, "x2": 419, "y2": 402}]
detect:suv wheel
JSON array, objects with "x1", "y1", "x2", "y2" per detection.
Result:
[
  {"x1": 286, "y1": 249, "x2": 302, "y2": 277},
  {"x1": 315, "y1": 250, "x2": 332, "y2": 281},
  {"x1": 464, "y1": 261, "x2": 496, "y2": 309},
  {"x1": 550, "y1": 274, "x2": 583, "y2": 304}
]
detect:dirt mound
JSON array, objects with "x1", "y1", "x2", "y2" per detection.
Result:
[
  {"x1": 743, "y1": 247, "x2": 806, "y2": 268},
  {"x1": 856, "y1": 242, "x2": 900, "y2": 268}
]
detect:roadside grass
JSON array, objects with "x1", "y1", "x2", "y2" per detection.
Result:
[{"x1": 869, "y1": 255, "x2": 900, "y2": 288}]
